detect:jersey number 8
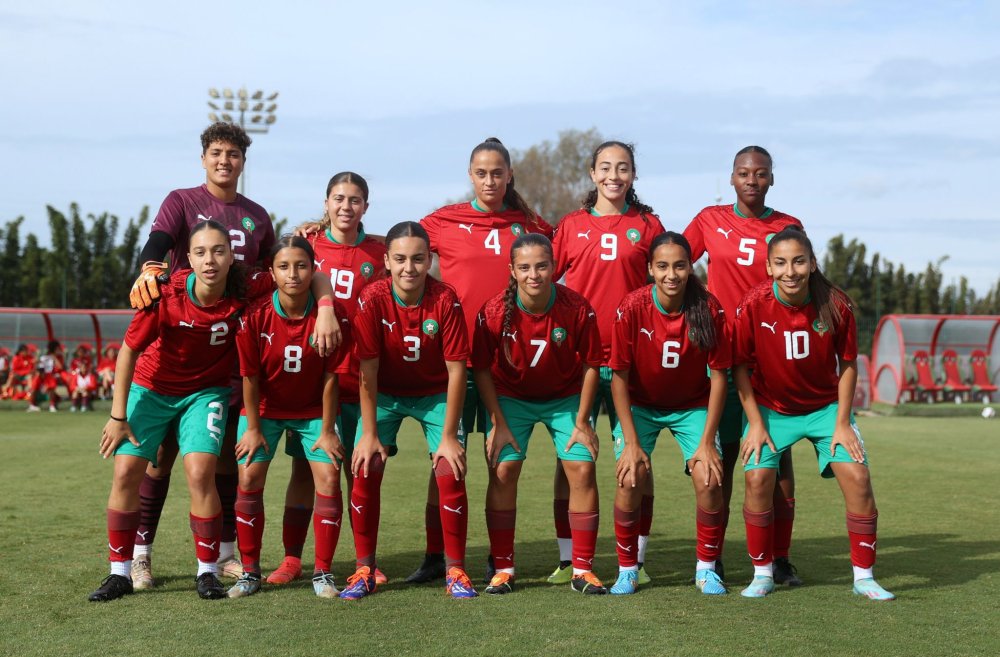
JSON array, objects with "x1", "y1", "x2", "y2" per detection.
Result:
[{"x1": 283, "y1": 345, "x2": 303, "y2": 372}]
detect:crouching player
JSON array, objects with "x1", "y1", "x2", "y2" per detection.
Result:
[
  {"x1": 609, "y1": 232, "x2": 731, "y2": 595},
  {"x1": 345, "y1": 221, "x2": 476, "y2": 599},
  {"x1": 228, "y1": 236, "x2": 351, "y2": 599},
  {"x1": 473, "y1": 233, "x2": 605, "y2": 595},
  {"x1": 734, "y1": 227, "x2": 893, "y2": 600}
]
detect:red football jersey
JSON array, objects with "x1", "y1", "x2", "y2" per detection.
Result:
[
  {"x1": 126, "y1": 270, "x2": 273, "y2": 396},
  {"x1": 553, "y1": 206, "x2": 666, "y2": 363},
  {"x1": 609, "y1": 285, "x2": 731, "y2": 410},
  {"x1": 471, "y1": 284, "x2": 603, "y2": 401},
  {"x1": 309, "y1": 228, "x2": 388, "y2": 403},
  {"x1": 421, "y1": 201, "x2": 553, "y2": 340},
  {"x1": 237, "y1": 292, "x2": 350, "y2": 419},
  {"x1": 352, "y1": 277, "x2": 469, "y2": 397},
  {"x1": 11, "y1": 354, "x2": 34, "y2": 376},
  {"x1": 683, "y1": 204, "x2": 802, "y2": 320},
  {"x1": 733, "y1": 281, "x2": 857, "y2": 414}
]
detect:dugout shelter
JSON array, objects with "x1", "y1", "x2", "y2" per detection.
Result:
[{"x1": 0, "y1": 308, "x2": 133, "y2": 357}]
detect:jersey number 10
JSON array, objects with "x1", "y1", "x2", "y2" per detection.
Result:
[{"x1": 783, "y1": 331, "x2": 810, "y2": 360}]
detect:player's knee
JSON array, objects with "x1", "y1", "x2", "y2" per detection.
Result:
[
  {"x1": 433, "y1": 458, "x2": 455, "y2": 478},
  {"x1": 744, "y1": 469, "x2": 775, "y2": 502}
]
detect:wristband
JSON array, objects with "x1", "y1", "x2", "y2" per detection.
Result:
[
  {"x1": 110, "y1": 414, "x2": 127, "y2": 422},
  {"x1": 317, "y1": 297, "x2": 333, "y2": 308}
]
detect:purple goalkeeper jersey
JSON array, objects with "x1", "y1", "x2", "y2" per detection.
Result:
[{"x1": 150, "y1": 184, "x2": 275, "y2": 272}]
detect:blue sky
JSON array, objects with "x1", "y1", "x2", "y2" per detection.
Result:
[{"x1": 2, "y1": 1, "x2": 998, "y2": 293}]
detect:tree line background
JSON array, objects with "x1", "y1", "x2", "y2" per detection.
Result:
[{"x1": 2, "y1": 129, "x2": 998, "y2": 354}]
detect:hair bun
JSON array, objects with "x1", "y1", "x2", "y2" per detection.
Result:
[{"x1": 485, "y1": 137, "x2": 503, "y2": 145}]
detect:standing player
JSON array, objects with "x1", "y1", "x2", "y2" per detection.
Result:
[
  {"x1": 343, "y1": 221, "x2": 476, "y2": 600},
  {"x1": 405, "y1": 137, "x2": 553, "y2": 584},
  {"x1": 683, "y1": 146, "x2": 804, "y2": 584},
  {"x1": 473, "y1": 234, "x2": 606, "y2": 595},
  {"x1": 551, "y1": 141, "x2": 665, "y2": 584},
  {"x1": 124, "y1": 123, "x2": 334, "y2": 589},
  {"x1": 88, "y1": 221, "x2": 333, "y2": 601},
  {"x1": 609, "y1": 232, "x2": 730, "y2": 595},
  {"x1": 228, "y1": 236, "x2": 350, "y2": 598},
  {"x1": 734, "y1": 228, "x2": 893, "y2": 601},
  {"x1": 266, "y1": 172, "x2": 388, "y2": 587}
]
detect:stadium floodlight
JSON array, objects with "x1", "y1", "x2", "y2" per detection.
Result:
[
  {"x1": 208, "y1": 112, "x2": 219, "y2": 122},
  {"x1": 207, "y1": 86, "x2": 279, "y2": 194}
]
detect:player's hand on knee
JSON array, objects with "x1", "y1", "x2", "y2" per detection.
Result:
[
  {"x1": 100, "y1": 418, "x2": 139, "y2": 459},
  {"x1": 740, "y1": 423, "x2": 774, "y2": 467},
  {"x1": 236, "y1": 428, "x2": 268, "y2": 464},
  {"x1": 312, "y1": 429, "x2": 346, "y2": 468},
  {"x1": 566, "y1": 420, "x2": 599, "y2": 461},
  {"x1": 129, "y1": 261, "x2": 168, "y2": 310},
  {"x1": 486, "y1": 425, "x2": 520, "y2": 469},
  {"x1": 831, "y1": 422, "x2": 865, "y2": 463},
  {"x1": 434, "y1": 438, "x2": 467, "y2": 480},
  {"x1": 691, "y1": 443, "x2": 724, "y2": 487}
]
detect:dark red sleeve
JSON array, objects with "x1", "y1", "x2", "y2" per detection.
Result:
[
  {"x1": 836, "y1": 303, "x2": 858, "y2": 362},
  {"x1": 608, "y1": 303, "x2": 634, "y2": 371},
  {"x1": 149, "y1": 191, "x2": 186, "y2": 241},
  {"x1": 707, "y1": 307, "x2": 733, "y2": 370},
  {"x1": 123, "y1": 306, "x2": 161, "y2": 353},
  {"x1": 420, "y1": 214, "x2": 440, "y2": 253},
  {"x1": 683, "y1": 213, "x2": 706, "y2": 263},
  {"x1": 329, "y1": 323, "x2": 352, "y2": 375},
  {"x1": 552, "y1": 220, "x2": 571, "y2": 280},
  {"x1": 352, "y1": 292, "x2": 381, "y2": 360},
  {"x1": 245, "y1": 270, "x2": 275, "y2": 299},
  {"x1": 470, "y1": 306, "x2": 498, "y2": 371},
  {"x1": 732, "y1": 299, "x2": 755, "y2": 366},
  {"x1": 439, "y1": 293, "x2": 470, "y2": 362},
  {"x1": 236, "y1": 310, "x2": 260, "y2": 378}
]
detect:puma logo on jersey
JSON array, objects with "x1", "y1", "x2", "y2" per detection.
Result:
[
  {"x1": 197, "y1": 214, "x2": 213, "y2": 222},
  {"x1": 761, "y1": 321, "x2": 777, "y2": 334},
  {"x1": 314, "y1": 259, "x2": 325, "y2": 268},
  {"x1": 357, "y1": 298, "x2": 366, "y2": 310},
  {"x1": 616, "y1": 308, "x2": 624, "y2": 321},
  {"x1": 108, "y1": 543, "x2": 125, "y2": 554},
  {"x1": 453, "y1": 302, "x2": 461, "y2": 308},
  {"x1": 616, "y1": 542, "x2": 632, "y2": 552},
  {"x1": 320, "y1": 518, "x2": 341, "y2": 527},
  {"x1": 477, "y1": 314, "x2": 486, "y2": 326},
  {"x1": 716, "y1": 227, "x2": 733, "y2": 239},
  {"x1": 503, "y1": 331, "x2": 517, "y2": 342},
  {"x1": 179, "y1": 320, "x2": 195, "y2": 328},
  {"x1": 351, "y1": 502, "x2": 364, "y2": 514},
  {"x1": 260, "y1": 332, "x2": 274, "y2": 345},
  {"x1": 639, "y1": 328, "x2": 654, "y2": 340},
  {"x1": 588, "y1": 311, "x2": 596, "y2": 319},
  {"x1": 859, "y1": 541, "x2": 876, "y2": 550},
  {"x1": 238, "y1": 317, "x2": 246, "y2": 330},
  {"x1": 577, "y1": 230, "x2": 592, "y2": 240},
  {"x1": 381, "y1": 319, "x2": 396, "y2": 332},
  {"x1": 443, "y1": 504, "x2": 463, "y2": 515},
  {"x1": 197, "y1": 541, "x2": 217, "y2": 550},
  {"x1": 458, "y1": 223, "x2": 474, "y2": 233},
  {"x1": 236, "y1": 516, "x2": 256, "y2": 527}
]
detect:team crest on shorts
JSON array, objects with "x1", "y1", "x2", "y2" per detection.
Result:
[
  {"x1": 422, "y1": 319, "x2": 440, "y2": 336},
  {"x1": 511, "y1": 223, "x2": 523, "y2": 236},
  {"x1": 360, "y1": 262, "x2": 375, "y2": 279},
  {"x1": 551, "y1": 327, "x2": 567, "y2": 344},
  {"x1": 626, "y1": 228, "x2": 641, "y2": 245},
  {"x1": 812, "y1": 319, "x2": 829, "y2": 335},
  {"x1": 242, "y1": 217, "x2": 256, "y2": 233}
]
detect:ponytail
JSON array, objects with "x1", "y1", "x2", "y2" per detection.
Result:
[{"x1": 471, "y1": 137, "x2": 544, "y2": 228}]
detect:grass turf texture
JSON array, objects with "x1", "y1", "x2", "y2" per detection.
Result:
[{"x1": 1, "y1": 403, "x2": 998, "y2": 657}]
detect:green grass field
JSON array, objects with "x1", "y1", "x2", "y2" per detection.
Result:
[{"x1": 1, "y1": 404, "x2": 998, "y2": 657}]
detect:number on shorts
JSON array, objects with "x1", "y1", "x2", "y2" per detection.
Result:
[
  {"x1": 283, "y1": 345, "x2": 303, "y2": 372},
  {"x1": 330, "y1": 268, "x2": 355, "y2": 299},
  {"x1": 209, "y1": 321, "x2": 229, "y2": 346},
  {"x1": 736, "y1": 237, "x2": 756, "y2": 266},
  {"x1": 600, "y1": 233, "x2": 617, "y2": 261},
  {"x1": 783, "y1": 330, "x2": 810, "y2": 360},
  {"x1": 484, "y1": 228, "x2": 501, "y2": 255},
  {"x1": 206, "y1": 401, "x2": 224, "y2": 439},
  {"x1": 229, "y1": 230, "x2": 246, "y2": 261},
  {"x1": 529, "y1": 339, "x2": 547, "y2": 367},
  {"x1": 403, "y1": 335, "x2": 421, "y2": 362},
  {"x1": 661, "y1": 340, "x2": 681, "y2": 368}
]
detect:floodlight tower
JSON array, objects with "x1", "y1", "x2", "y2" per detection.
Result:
[{"x1": 207, "y1": 87, "x2": 279, "y2": 195}]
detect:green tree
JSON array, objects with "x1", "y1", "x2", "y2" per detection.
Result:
[{"x1": 512, "y1": 128, "x2": 605, "y2": 224}]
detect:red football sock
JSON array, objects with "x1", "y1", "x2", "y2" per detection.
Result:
[
  {"x1": 486, "y1": 508, "x2": 516, "y2": 570},
  {"x1": 190, "y1": 513, "x2": 223, "y2": 563},
  {"x1": 846, "y1": 512, "x2": 878, "y2": 569},
  {"x1": 136, "y1": 473, "x2": 171, "y2": 546},
  {"x1": 743, "y1": 507, "x2": 774, "y2": 567},
  {"x1": 553, "y1": 498, "x2": 571, "y2": 540},
  {"x1": 773, "y1": 495, "x2": 795, "y2": 559},
  {"x1": 638, "y1": 495, "x2": 654, "y2": 536},
  {"x1": 613, "y1": 506, "x2": 639, "y2": 568},
  {"x1": 434, "y1": 459, "x2": 468, "y2": 570},
  {"x1": 216, "y1": 473, "x2": 239, "y2": 544},
  {"x1": 696, "y1": 507, "x2": 724, "y2": 563},
  {"x1": 425, "y1": 502, "x2": 445, "y2": 554},
  {"x1": 234, "y1": 488, "x2": 264, "y2": 572},
  {"x1": 350, "y1": 455, "x2": 384, "y2": 567},
  {"x1": 281, "y1": 506, "x2": 312, "y2": 559},
  {"x1": 313, "y1": 491, "x2": 343, "y2": 572},
  {"x1": 107, "y1": 509, "x2": 140, "y2": 563},
  {"x1": 569, "y1": 511, "x2": 599, "y2": 572},
  {"x1": 719, "y1": 506, "x2": 731, "y2": 553}
]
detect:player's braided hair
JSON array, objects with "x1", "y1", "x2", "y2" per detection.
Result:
[
  {"x1": 649, "y1": 232, "x2": 717, "y2": 351},
  {"x1": 470, "y1": 138, "x2": 546, "y2": 229},
  {"x1": 582, "y1": 141, "x2": 655, "y2": 225},
  {"x1": 501, "y1": 233, "x2": 555, "y2": 365},
  {"x1": 200, "y1": 122, "x2": 252, "y2": 157},
  {"x1": 767, "y1": 227, "x2": 853, "y2": 336},
  {"x1": 190, "y1": 219, "x2": 248, "y2": 299}
]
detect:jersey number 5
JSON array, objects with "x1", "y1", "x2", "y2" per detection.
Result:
[{"x1": 736, "y1": 238, "x2": 756, "y2": 266}]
